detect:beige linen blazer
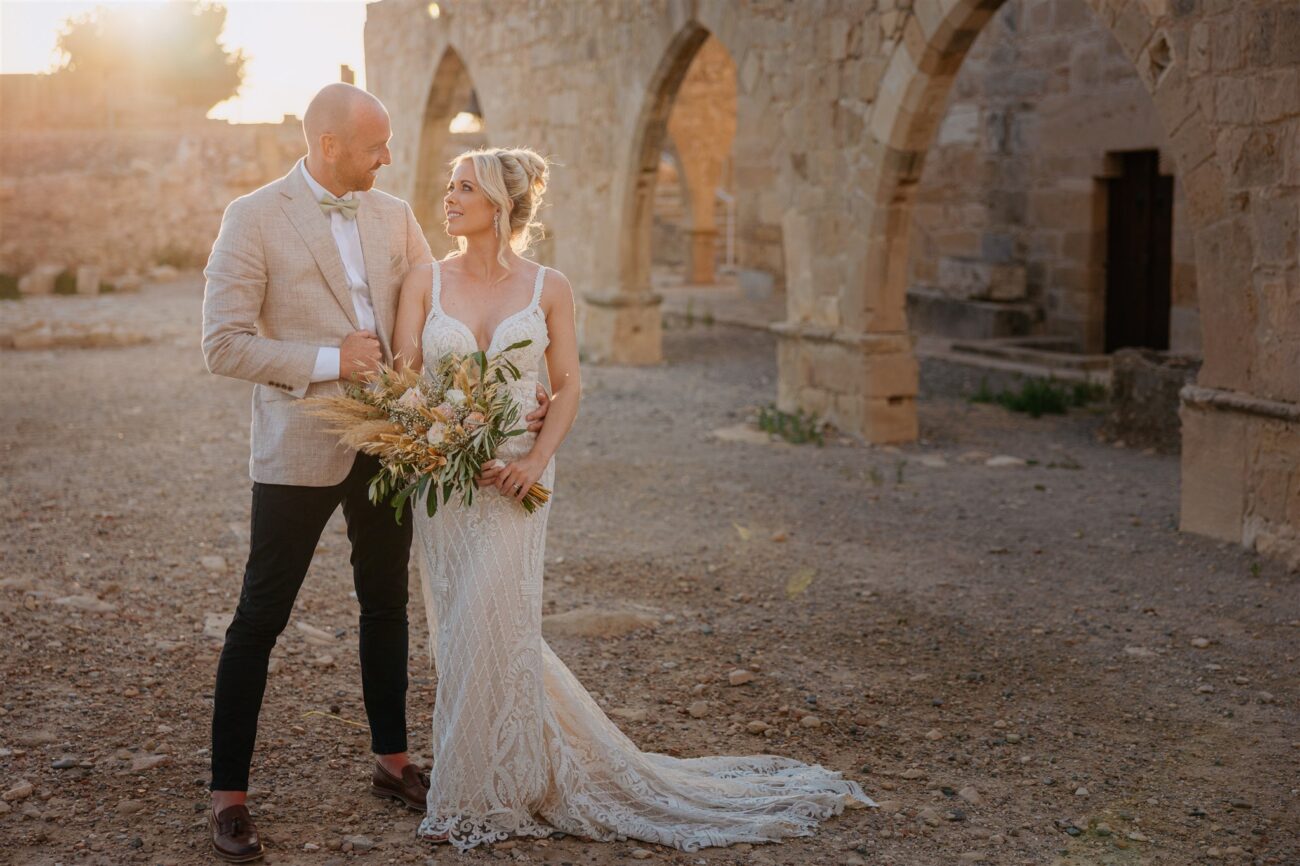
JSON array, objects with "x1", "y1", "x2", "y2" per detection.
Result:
[{"x1": 202, "y1": 165, "x2": 432, "y2": 487}]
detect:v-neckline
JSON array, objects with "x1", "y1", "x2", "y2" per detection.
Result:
[
  {"x1": 443, "y1": 304, "x2": 534, "y2": 356},
  {"x1": 436, "y1": 262, "x2": 545, "y2": 355}
]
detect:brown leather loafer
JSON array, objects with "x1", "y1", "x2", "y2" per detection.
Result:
[
  {"x1": 209, "y1": 804, "x2": 264, "y2": 863},
  {"x1": 370, "y1": 761, "x2": 430, "y2": 811}
]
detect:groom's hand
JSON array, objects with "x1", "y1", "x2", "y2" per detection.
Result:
[
  {"x1": 341, "y1": 330, "x2": 382, "y2": 381},
  {"x1": 524, "y1": 385, "x2": 550, "y2": 433}
]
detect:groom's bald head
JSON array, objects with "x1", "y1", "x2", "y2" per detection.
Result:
[
  {"x1": 302, "y1": 83, "x2": 392, "y2": 193},
  {"x1": 303, "y1": 83, "x2": 387, "y2": 151}
]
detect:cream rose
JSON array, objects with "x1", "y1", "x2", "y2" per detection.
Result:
[
  {"x1": 426, "y1": 422, "x2": 448, "y2": 446},
  {"x1": 445, "y1": 388, "x2": 467, "y2": 406},
  {"x1": 396, "y1": 387, "x2": 424, "y2": 410}
]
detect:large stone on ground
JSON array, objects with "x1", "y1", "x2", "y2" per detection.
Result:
[
  {"x1": 541, "y1": 606, "x2": 660, "y2": 638},
  {"x1": 1104, "y1": 348, "x2": 1201, "y2": 453}
]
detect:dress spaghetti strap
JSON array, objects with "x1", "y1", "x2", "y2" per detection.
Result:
[{"x1": 429, "y1": 258, "x2": 444, "y2": 315}]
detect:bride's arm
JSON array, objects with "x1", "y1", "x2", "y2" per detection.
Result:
[
  {"x1": 496, "y1": 269, "x2": 581, "y2": 501},
  {"x1": 392, "y1": 263, "x2": 433, "y2": 372}
]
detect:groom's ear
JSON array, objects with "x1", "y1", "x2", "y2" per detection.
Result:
[{"x1": 318, "y1": 132, "x2": 339, "y2": 161}]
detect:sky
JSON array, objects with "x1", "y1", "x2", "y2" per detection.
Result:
[{"x1": 0, "y1": 0, "x2": 379, "y2": 123}]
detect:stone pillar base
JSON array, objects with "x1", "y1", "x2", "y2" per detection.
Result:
[
  {"x1": 580, "y1": 290, "x2": 663, "y2": 364},
  {"x1": 687, "y1": 228, "x2": 718, "y2": 285},
  {"x1": 774, "y1": 322, "x2": 918, "y2": 444},
  {"x1": 1180, "y1": 385, "x2": 1300, "y2": 569}
]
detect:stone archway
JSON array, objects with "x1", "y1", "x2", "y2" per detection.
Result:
[
  {"x1": 775, "y1": 0, "x2": 1223, "y2": 443},
  {"x1": 821, "y1": 0, "x2": 1283, "y2": 554},
  {"x1": 412, "y1": 45, "x2": 487, "y2": 259},
  {"x1": 663, "y1": 35, "x2": 737, "y2": 286},
  {"x1": 581, "y1": 22, "x2": 711, "y2": 364}
]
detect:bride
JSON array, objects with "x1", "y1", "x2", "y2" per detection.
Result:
[{"x1": 391, "y1": 146, "x2": 873, "y2": 852}]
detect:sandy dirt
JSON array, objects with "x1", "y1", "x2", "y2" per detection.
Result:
[{"x1": 0, "y1": 278, "x2": 1297, "y2": 866}]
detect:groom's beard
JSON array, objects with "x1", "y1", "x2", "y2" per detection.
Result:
[{"x1": 350, "y1": 166, "x2": 381, "y2": 192}]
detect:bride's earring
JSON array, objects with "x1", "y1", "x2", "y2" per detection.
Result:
[{"x1": 494, "y1": 210, "x2": 501, "y2": 239}]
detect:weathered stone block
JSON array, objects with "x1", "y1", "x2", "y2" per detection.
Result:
[
  {"x1": 1103, "y1": 348, "x2": 1201, "y2": 453},
  {"x1": 18, "y1": 264, "x2": 62, "y2": 296},
  {"x1": 1250, "y1": 193, "x2": 1298, "y2": 266},
  {"x1": 75, "y1": 266, "x2": 100, "y2": 296},
  {"x1": 1179, "y1": 404, "x2": 1248, "y2": 541},
  {"x1": 937, "y1": 256, "x2": 1028, "y2": 301},
  {"x1": 1252, "y1": 68, "x2": 1300, "y2": 123}
]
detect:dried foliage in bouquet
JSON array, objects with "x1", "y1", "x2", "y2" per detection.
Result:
[{"x1": 306, "y1": 339, "x2": 550, "y2": 523}]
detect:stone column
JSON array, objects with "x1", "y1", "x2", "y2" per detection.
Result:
[
  {"x1": 686, "y1": 227, "x2": 718, "y2": 284},
  {"x1": 580, "y1": 290, "x2": 664, "y2": 364},
  {"x1": 773, "y1": 323, "x2": 918, "y2": 444}
]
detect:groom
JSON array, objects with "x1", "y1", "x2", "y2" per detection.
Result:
[{"x1": 201, "y1": 83, "x2": 547, "y2": 862}]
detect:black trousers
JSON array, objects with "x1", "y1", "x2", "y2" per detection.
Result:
[{"x1": 210, "y1": 453, "x2": 412, "y2": 792}]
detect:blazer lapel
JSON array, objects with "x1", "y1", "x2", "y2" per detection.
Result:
[
  {"x1": 356, "y1": 197, "x2": 394, "y2": 360},
  {"x1": 278, "y1": 168, "x2": 359, "y2": 329}
]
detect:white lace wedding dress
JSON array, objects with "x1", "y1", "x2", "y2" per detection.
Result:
[{"x1": 412, "y1": 258, "x2": 873, "y2": 852}]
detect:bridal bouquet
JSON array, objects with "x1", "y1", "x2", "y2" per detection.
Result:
[{"x1": 305, "y1": 340, "x2": 551, "y2": 522}]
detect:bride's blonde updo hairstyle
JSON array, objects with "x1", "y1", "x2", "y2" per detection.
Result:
[{"x1": 451, "y1": 146, "x2": 550, "y2": 271}]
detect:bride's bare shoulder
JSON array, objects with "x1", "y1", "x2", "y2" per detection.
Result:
[
  {"x1": 398, "y1": 259, "x2": 436, "y2": 306},
  {"x1": 539, "y1": 265, "x2": 573, "y2": 305},
  {"x1": 540, "y1": 266, "x2": 577, "y2": 313}
]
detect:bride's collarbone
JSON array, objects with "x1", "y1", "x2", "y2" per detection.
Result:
[{"x1": 438, "y1": 263, "x2": 542, "y2": 339}]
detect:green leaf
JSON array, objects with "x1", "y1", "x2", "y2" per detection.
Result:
[
  {"x1": 390, "y1": 480, "x2": 420, "y2": 526},
  {"x1": 786, "y1": 568, "x2": 815, "y2": 599}
]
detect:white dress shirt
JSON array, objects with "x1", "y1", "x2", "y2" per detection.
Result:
[{"x1": 299, "y1": 160, "x2": 374, "y2": 382}]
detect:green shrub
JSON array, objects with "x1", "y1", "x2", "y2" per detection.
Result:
[
  {"x1": 999, "y1": 377, "x2": 1071, "y2": 417},
  {"x1": 757, "y1": 404, "x2": 825, "y2": 446},
  {"x1": 1071, "y1": 380, "x2": 1107, "y2": 406},
  {"x1": 970, "y1": 378, "x2": 997, "y2": 404},
  {"x1": 0, "y1": 273, "x2": 18, "y2": 300},
  {"x1": 969, "y1": 376, "x2": 1104, "y2": 419},
  {"x1": 54, "y1": 269, "x2": 77, "y2": 295}
]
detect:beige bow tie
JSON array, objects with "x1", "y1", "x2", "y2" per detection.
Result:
[{"x1": 319, "y1": 193, "x2": 359, "y2": 220}]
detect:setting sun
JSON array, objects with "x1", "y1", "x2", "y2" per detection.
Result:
[{"x1": 0, "y1": 0, "x2": 376, "y2": 122}]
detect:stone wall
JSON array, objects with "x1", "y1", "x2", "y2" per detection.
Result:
[
  {"x1": 906, "y1": 0, "x2": 1199, "y2": 353},
  {"x1": 366, "y1": 0, "x2": 1300, "y2": 566},
  {"x1": 0, "y1": 119, "x2": 304, "y2": 279}
]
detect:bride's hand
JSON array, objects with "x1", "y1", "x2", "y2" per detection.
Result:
[{"x1": 496, "y1": 453, "x2": 546, "y2": 502}]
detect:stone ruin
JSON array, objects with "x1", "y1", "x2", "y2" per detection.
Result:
[{"x1": 365, "y1": 0, "x2": 1300, "y2": 566}]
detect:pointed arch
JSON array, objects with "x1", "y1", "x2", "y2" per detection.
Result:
[{"x1": 413, "y1": 45, "x2": 486, "y2": 257}]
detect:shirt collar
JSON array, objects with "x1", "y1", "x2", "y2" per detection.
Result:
[{"x1": 299, "y1": 159, "x2": 354, "y2": 202}]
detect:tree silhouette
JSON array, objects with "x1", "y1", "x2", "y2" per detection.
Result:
[{"x1": 57, "y1": 1, "x2": 245, "y2": 112}]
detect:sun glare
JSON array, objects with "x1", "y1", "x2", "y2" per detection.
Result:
[
  {"x1": 0, "y1": 0, "x2": 373, "y2": 124},
  {"x1": 448, "y1": 111, "x2": 482, "y2": 134}
]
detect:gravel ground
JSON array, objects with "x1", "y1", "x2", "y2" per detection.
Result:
[{"x1": 0, "y1": 278, "x2": 1297, "y2": 866}]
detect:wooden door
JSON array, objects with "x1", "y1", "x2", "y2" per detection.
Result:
[{"x1": 1105, "y1": 150, "x2": 1173, "y2": 353}]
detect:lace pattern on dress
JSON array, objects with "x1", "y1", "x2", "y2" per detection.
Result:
[{"x1": 413, "y1": 258, "x2": 873, "y2": 853}]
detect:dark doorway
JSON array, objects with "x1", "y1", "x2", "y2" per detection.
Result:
[{"x1": 1104, "y1": 150, "x2": 1173, "y2": 352}]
